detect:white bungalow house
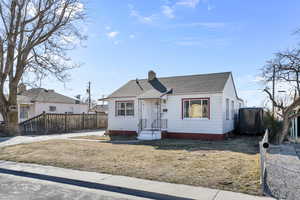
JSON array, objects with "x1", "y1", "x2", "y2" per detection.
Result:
[
  {"x1": 106, "y1": 71, "x2": 244, "y2": 140},
  {"x1": 0, "y1": 87, "x2": 89, "y2": 123}
]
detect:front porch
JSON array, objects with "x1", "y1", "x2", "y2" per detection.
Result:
[{"x1": 137, "y1": 98, "x2": 168, "y2": 140}]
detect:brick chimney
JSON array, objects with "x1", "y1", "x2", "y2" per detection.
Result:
[{"x1": 148, "y1": 70, "x2": 156, "y2": 81}]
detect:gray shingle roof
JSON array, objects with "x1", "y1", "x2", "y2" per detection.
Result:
[
  {"x1": 108, "y1": 72, "x2": 232, "y2": 98},
  {"x1": 20, "y1": 88, "x2": 79, "y2": 104}
]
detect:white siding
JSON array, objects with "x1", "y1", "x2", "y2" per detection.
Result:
[
  {"x1": 222, "y1": 74, "x2": 241, "y2": 133},
  {"x1": 165, "y1": 93, "x2": 224, "y2": 134},
  {"x1": 107, "y1": 94, "x2": 224, "y2": 134},
  {"x1": 33, "y1": 102, "x2": 88, "y2": 116},
  {"x1": 108, "y1": 98, "x2": 138, "y2": 131},
  {"x1": 107, "y1": 74, "x2": 243, "y2": 135}
]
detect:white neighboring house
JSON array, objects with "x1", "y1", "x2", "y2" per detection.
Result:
[
  {"x1": 0, "y1": 88, "x2": 89, "y2": 123},
  {"x1": 106, "y1": 71, "x2": 244, "y2": 140}
]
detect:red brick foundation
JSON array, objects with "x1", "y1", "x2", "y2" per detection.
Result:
[
  {"x1": 108, "y1": 130, "x2": 137, "y2": 136},
  {"x1": 109, "y1": 130, "x2": 229, "y2": 140},
  {"x1": 162, "y1": 132, "x2": 228, "y2": 140}
]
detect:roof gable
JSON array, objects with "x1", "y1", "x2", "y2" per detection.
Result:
[
  {"x1": 108, "y1": 72, "x2": 231, "y2": 98},
  {"x1": 20, "y1": 88, "x2": 78, "y2": 104}
]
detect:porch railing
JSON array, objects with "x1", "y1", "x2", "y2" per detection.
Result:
[
  {"x1": 138, "y1": 119, "x2": 147, "y2": 133},
  {"x1": 151, "y1": 119, "x2": 168, "y2": 130},
  {"x1": 138, "y1": 119, "x2": 168, "y2": 132}
]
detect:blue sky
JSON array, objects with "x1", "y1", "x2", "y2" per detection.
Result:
[{"x1": 44, "y1": 0, "x2": 300, "y2": 106}]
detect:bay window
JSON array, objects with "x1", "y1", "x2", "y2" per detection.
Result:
[{"x1": 182, "y1": 98, "x2": 209, "y2": 119}]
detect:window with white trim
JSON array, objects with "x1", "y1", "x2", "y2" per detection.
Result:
[
  {"x1": 182, "y1": 99, "x2": 209, "y2": 119},
  {"x1": 226, "y1": 98, "x2": 229, "y2": 120},
  {"x1": 116, "y1": 101, "x2": 134, "y2": 116},
  {"x1": 231, "y1": 100, "x2": 234, "y2": 120}
]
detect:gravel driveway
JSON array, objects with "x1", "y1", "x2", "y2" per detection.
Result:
[
  {"x1": 265, "y1": 144, "x2": 300, "y2": 200},
  {"x1": 0, "y1": 130, "x2": 105, "y2": 147}
]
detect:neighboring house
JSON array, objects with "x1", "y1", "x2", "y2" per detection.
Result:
[
  {"x1": 106, "y1": 71, "x2": 244, "y2": 140},
  {"x1": 2, "y1": 87, "x2": 89, "y2": 123},
  {"x1": 90, "y1": 104, "x2": 108, "y2": 114}
]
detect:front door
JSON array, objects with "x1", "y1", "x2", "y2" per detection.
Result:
[
  {"x1": 150, "y1": 100, "x2": 159, "y2": 128},
  {"x1": 141, "y1": 99, "x2": 160, "y2": 129}
]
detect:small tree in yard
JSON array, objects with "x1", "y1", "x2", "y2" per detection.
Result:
[
  {"x1": 262, "y1": 49, "x2": 300, "y2": 144},
  {"x1": 0, "y1": 0, "x2": 86, "y2": 135}
]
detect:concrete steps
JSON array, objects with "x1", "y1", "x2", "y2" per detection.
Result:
[{"x1": 137, "y1": 130, "x2": 161, "y2": 140}]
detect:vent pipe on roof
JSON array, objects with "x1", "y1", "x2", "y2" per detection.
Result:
[
  {"x1": 148, "y1": 70, "x2": 156, "y2": 81},
  {"x1": 136, "y1": 78, "x2": 143, "y2": 91}
]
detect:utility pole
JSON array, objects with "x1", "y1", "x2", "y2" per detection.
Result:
[{"x1": 87, "y1": 82, "x2": 91, "y2": 110}]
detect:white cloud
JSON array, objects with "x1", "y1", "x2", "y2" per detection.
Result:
[
  {"x1": 129, "y1": 4, "x2": 157, "y2": 24},
  {"x1": 172, "y1": 22, "x2": 226, "y2": 29},
  {"x1": 207, "y1": 4, "x2": 214, "y2": 11},
  {"x1": 161, "y1": 5, "x2": 175, "y2": 19},
  {"x1": 107, "y1": 31, "x2": 119, "y2": 38},
  {"x1": 27, "y1": 2, "x2": 37, "y2": 17},
  {"x1": 176, "y1": 0, "x2": 200, "y2": 8},
  {"x1": 175, "y1": 37, "x2": 231, "y2": 47},
  {"x1": 57, "y1": 1, "x2": 84, "y2": 18}
]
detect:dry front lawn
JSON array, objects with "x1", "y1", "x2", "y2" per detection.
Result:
[{"x1": 0, "y1": 136, "x2": 261, "y2": 195}]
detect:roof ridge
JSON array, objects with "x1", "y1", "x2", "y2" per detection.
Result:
[{"x1": 132, "y1": 71, "x2": 231, "y2": 81}]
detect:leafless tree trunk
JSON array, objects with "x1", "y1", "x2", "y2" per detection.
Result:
[
  {"x1": 262, "y1": 49, "x2": 300, "y2": 143},
  {"x1": 0, "y1": 0, "x2": 86, "y2": 135}
]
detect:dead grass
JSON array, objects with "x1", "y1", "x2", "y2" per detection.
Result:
[
  {"x1": 0, "y1": 136, "x2": 261, "y2": 195},
  {"x1": 71, "y1": 135, "x2": 137, "y2": 141},
  {"x1": 71, "y1": 135, "x2": 110, "y2": 140}
]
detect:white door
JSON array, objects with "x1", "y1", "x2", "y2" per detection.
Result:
[{"x1": 141, "y1": 99, "x2": 160, "y2": 129}]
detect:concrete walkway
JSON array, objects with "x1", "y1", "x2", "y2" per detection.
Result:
[
  {"x1": 0, "y1": 130, "x2": 105, "y2": 147},
  {"x1": 0, "y1": 161, "x2": 274, "y2": 200}
]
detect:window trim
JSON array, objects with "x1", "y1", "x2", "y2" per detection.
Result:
[
  {"x1": 226, "y1": 98, "x2": 229, "y2": 120},
  {"x1": 181, "y1": 98, "x2": 210, "y2": 120},
  {"x1": 49, "y1": 106, "x2": 56, "y2": 112},
  {"x1": 231, "y1": 100, "x2": 234, "y2": 120},
  {"x1": 115, "y1": 100, "x2": 135, "y2": 116}
]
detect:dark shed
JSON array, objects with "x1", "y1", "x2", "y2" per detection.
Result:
[{"x1": 238, "y1": 108, "x2": 264, "y2": 135}]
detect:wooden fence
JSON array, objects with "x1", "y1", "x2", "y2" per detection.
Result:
[{"x1": 20, "y1": 112, "x2": 107, "y2": 135}]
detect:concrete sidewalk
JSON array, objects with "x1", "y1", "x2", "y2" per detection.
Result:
[
  {"x1": 0, "y1": 161, "x2": 274, "y2": 200},
  {"x1": 0, "y1": 130, "x2": 105, "y2": 147}
]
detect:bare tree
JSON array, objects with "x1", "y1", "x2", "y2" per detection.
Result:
[
  {"x1": 0, "y1": 0, "x2": 86, "y2": 135},
  {"x1": 262, "y1": 49, "x2": 300, "y2": 143}
]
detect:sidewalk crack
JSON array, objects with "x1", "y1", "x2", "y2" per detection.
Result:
[{"x1": 212, "y1": 190, "x2": 220, "y2": 200}]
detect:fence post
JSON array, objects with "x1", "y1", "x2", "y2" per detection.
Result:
[
  {"x1": 65, "y1": 112, "x2": 67, "y2": 133},
  {"x1": 95, "y1": 112, "x2": 98, "y2": 129},
  {"x1": 82, "y1": 112, "x2": 85, "y2": 129},
  {"x1": 43, "y1": 111, "x2": 47, "y2": 135}
]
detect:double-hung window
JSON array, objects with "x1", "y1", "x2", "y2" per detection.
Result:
[
  {"x1": 182, "y1": 98, "x2": 209, "y2": 119},
  {"x1": 116, "y1": 101, "x2": 134, "y2": 116},
  {"x1": 226, "y1": 98, "x2": 229, "y2": 120},
  {"x1": 231, "y1": 100, "x2": 234, "y2": 120}
]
